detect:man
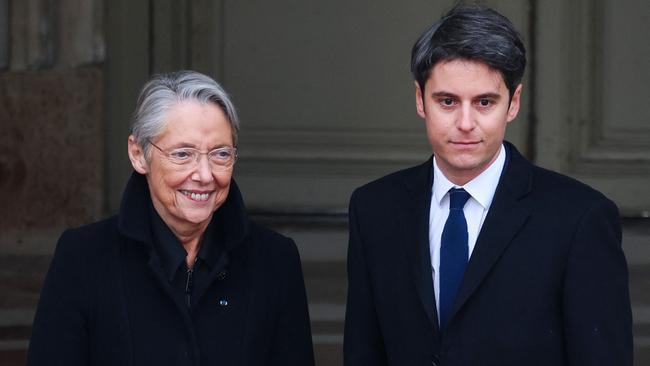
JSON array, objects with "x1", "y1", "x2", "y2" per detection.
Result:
[{"x1": 344, "y1": 5, "x2": 632, "y2": 366}]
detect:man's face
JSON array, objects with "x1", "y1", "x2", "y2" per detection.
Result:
[{"x1": 415, "y1": 59, "x2": 522, "y2": 185}]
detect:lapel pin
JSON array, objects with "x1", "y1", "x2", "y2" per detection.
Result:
[{"x1": 219, "y1": 299, "x2": 229, "y2": 307}]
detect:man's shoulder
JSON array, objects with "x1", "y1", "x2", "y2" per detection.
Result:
[
  {"x1": 504, "y1": 142, "x2": 613, "y2": 206},
  {"x1": 529, "y1": 163, "x2": 612, "y2": 204},
  {"x1": 351, "y1": 159, "x2": 431, "y2": 203}
]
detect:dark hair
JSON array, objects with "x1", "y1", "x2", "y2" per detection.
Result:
[
  {"x1": 410, "y1": 5, "x2": 526, "y2": 98},
  {"x1": 131, "y1": 70, "x2": 240, "y2": 158}
]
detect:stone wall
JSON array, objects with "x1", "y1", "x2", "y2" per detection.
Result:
[
  {"x1": 0, "y1": 0, "x2": 105, "y2": 255},
  {"x1": 0, "y1": 1, "x2": 105, "y2": 363},
  {"x1": 0, "y1": 69, "x2": 104, "y2": 254}
]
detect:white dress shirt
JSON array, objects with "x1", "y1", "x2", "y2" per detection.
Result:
[{"x1": 429, "y1": 144, "x2": 506, "y2": 320}]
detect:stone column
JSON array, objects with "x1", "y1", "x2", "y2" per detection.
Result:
[{"x1": 0, "y1": 1, "x2": 105, "y2": 364}]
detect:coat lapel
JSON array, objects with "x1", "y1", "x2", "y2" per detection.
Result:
[
  {"x1": 451, "y1": 143, "x2": 533, "y2": 320},
  {"x1": 397, "y1": 157, "x2": 439, "y2": 330}
]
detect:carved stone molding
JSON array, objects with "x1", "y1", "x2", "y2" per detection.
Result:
[
  {"x1": 537, "y1": 0, "x2": 650, "y2": 216},
  {"x1": 567, "y1": 0, "x2": 650, "y2": 175},
  {"x1": 238, "y1": 127, "x2": 429, "y2": 177}
]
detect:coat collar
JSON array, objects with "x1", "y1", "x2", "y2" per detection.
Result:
[
  {"x1": 398, "y1": 141, "x2": 533, "y2": 331},
  {"x1": 148, "y1": 200, "x2": 224, "y2": 281},
  {"x1": 117, "y1": 171, "x2": 250, "y2": 253},
  {"x1": 449, "y1": 141, "x2": 533, "y2": 326},
  {"x1": 398, "y1": 156, "x2": 438, "y2": 329}
]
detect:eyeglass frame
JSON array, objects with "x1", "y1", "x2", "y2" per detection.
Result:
[{"x1": 147, "y1": 139, "x2": 238, "y2": 171}]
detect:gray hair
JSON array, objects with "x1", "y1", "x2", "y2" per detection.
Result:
[{"x1": 130, "y1": 70, "x2": 240, "y2": 158}]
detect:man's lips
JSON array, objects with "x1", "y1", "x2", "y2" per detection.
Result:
[{"x1": 450, "y1": 140, "x2": 480, "y2": 145}]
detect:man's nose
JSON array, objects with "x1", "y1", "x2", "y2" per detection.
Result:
[{"x1": 457, "y1": 104, "x2": 476, "y2": 131}]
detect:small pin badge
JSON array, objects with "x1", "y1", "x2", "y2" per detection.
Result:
[
  {"x1": 219, "y1": 299, "x2": 229, "y2": 307},
  {"x1": 217, "y1": 271, "x2": 227, "y2": 280}
]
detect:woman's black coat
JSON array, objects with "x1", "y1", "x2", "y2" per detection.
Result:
[{"x1": 28, "y1": 172, "x2": 315, "y2": 366}]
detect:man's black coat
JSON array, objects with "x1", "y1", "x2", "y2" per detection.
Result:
[
  {"x1": 344, "y1": 142, "x2": 632, "y2": 366},
  {"x1": 28, "y1": 173, "x2": 315, "y2": 366}
]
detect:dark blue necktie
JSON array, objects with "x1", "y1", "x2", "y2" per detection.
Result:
[{"x1": 439, "y1": 188, "x2": 471, "y2": 331}]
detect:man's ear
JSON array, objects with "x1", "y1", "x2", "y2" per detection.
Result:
[
  {"x1": 506, "y1": 84, "x2": 523, "y2": 123},
  {"x1": 127, "y1": 135, "x2": 148, "y2": 174},
  {"x1": 415, "y1": 81, "x2": 426, "y2": 119}
]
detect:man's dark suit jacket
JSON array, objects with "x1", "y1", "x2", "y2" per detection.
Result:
[
  {"x1": 28, "y1": 172, "x2": 315, "y2": 366},
  {"x1": 344, "y1": 142, "x2": 633, "y2": 366}
]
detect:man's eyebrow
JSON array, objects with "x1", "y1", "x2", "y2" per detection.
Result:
[
  {"x1": 429, "y1": 92, "x2": 502, "y2": 100},
  {"x1": 475, "y1": 92, "x2": 502, "y2": 100},
  {"x1": 430, "y1": 91, "x2": 459, "y2": 98}
]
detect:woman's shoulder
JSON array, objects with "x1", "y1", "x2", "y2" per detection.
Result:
[
  {"x1": 60, "y1": 215, "x2": 119, "y2": 241},
  {"x1": 54, "y1": 215, "x2": 122, "y2": 260},
  {"x1": 242, "y1": 222, "x2": 307, "y2": 292},
  {"x1": 245, "y1": 221, "x2": 301, "y2": 262}
]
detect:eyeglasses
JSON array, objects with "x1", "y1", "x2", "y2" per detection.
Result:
[{"x1": 148, "y1": 140, "x2": 237, "y2": 171}]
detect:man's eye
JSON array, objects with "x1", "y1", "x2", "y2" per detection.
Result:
[
  {"x1": 440, "y1": 98, "x2": 455, "y2": 107},
  {"x1": 477, "y1": 99, "x2": 492, "y2": 107}
]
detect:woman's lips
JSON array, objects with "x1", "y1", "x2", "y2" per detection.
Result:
[{"x1": 179, "y1": 189, "x2": 212, "y2": 202}]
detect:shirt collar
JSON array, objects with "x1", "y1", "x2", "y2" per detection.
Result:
[{"x1": 432, "y1": 144, "x2": 506, "y2": 209}]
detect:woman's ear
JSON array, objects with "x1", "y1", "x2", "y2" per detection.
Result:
[{"x1": 127, "y1": 135, "x2": 148, "y2": 174}]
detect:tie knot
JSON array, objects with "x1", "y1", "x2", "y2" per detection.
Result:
[{"x1": 449, "y1": 188, "x2": 470, "y2": 210}]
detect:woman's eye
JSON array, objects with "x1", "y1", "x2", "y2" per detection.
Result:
[
  {"x1": 212, "y1": 150, "x2": 232, "y2": 159},
  {"x1": 171, "y1": 150, "x2": 192, "y2": 159}
]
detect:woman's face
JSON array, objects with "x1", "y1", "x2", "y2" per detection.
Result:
[{"x1": 129, "y1": 100, "x2": 234, "y2": 234}]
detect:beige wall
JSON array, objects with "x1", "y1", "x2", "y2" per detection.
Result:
[{"x1": 105, "y1": 0, "x2": 534, "y2": 214}]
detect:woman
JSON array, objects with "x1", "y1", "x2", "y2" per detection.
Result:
[{"x1": 28, "y1": 71, "x2": 315, "y2": 366}]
